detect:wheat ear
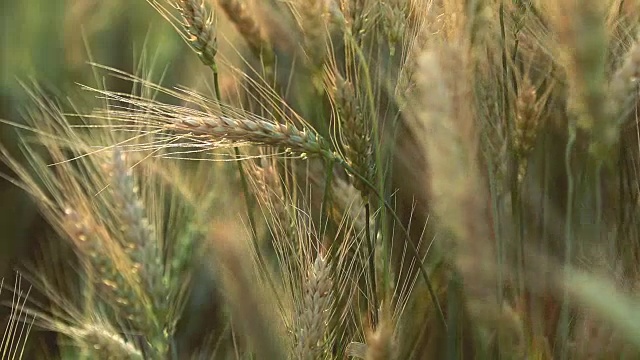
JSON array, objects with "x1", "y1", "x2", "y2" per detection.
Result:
[
  {"x1": 78, "y1": 324, "x2": 143, "y2": 360},
  {"x1": 334, "y1": 73, "x2": 374, "y2": 196},
  {"x1": 106, "y1": 148, "x2": 165, "y2": 307},
  {"x1": 105, "y1": 148, "x2": 170, "y2": 355},
  {"x1": 62, "y1": 207, "x2": 151, "y2": 327},
  {"x1": 178, "y1": 0, "x2": 217, "y2": 67},
  {"x1": 92, "y1": 94, "x2": 336, "y2": 159},
  {"x1": 294, "y1": 254, "x2": 333, "y2": 360}
]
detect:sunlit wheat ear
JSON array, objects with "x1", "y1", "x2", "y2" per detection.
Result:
[
  {"x1": 0, "y1": 90, "x2": 154, "y2": 327},
  {"x1": 243, "y1": 154, "x2": 303, "y2": 260},
  {"x1": 38, "y1": 313, "x2": 143, "y2": 360},
  {"x1": 329, "y1": 175, "x2": 368, "y2": 236},
  {"x1": 294, "y1": 254, "x2": 333, "y2": 360},
  {"x1": 304, "y1": 161, "x2": 370, "y2": 269},
  {"x1": 177, "y1": 0, "x2": 218, "y2": 67},
  {"x1": 244, "y1": 155, "x2": 295, "y2": 236},
  {"x1": 38, "y1": 309, "x2": 143, "y2": 360},
  {"x1": 12, "y1": 258, "x2": 145, "y2": 360},
  {"x1": 244, "y1": 156, "x2": 282, "y2": 207},
  {"x1": 273, "y1": 194, "x2": 371, "y2": 359},
  {"x1": 142, "y1": 0, "x2": 218, "y2": 69},
  {"x1": 85, "y1": 84, "x2": 337, "y2": 159},
  {"x1": 177, "y1": 113, "x2": 338, "y2": 158},
  {"x1": 77, "y1": 324, "x2": 144, "y2": 360},
  {"x1": 337, "y1": 0, "x2": 377, "y2": 43}
]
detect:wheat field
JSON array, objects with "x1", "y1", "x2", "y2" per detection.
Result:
[{"x1": 1, "y1": 0, "x2": 640, "y2": 359}]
